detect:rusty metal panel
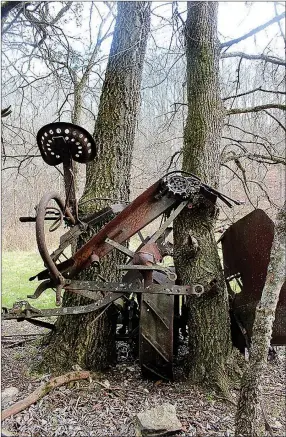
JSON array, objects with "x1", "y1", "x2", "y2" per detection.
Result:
[
  {"x1": 140, "y1": 293, "x2": 174, "y2": 380},
  {"x1": 221, "y1": 209, "x2": 286, "y2": 346},
  {"x1": 37, "y1": 181, "x2": 178, "y2": 281}
]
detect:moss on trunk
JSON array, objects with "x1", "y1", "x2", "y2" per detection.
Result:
[
  {"x1": 173, "y1": 2, "x2": 231, "y2": 391},
  {"x1": 41, "y1": 2, "x2": 151, "y2": 374}
]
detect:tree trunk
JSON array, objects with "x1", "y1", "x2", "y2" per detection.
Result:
[
  {"x1": 42, "y1": 2, "x2": 151, "y2": 374},
  {"x1": 173, "y1": 2, "x2": 231, "y2": 390},
  {"x1": 235, "y1": 207, "x2": 285, "y2": 437}
]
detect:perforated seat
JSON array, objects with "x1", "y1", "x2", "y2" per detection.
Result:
[{"x1": 36, "y1": 122, "x2": 97, "y2": 166}]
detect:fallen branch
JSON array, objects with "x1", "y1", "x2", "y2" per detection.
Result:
[
  {"x1": 1, "y1": 371, "x2": 91, "y2": 421},
  {"x1": 3, "y1": 338, "x2": 40, "y2": 348}
]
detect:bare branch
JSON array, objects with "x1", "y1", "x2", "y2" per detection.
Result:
[
  {"x1": 227, "y1": 103, "x2": 286, "y2": 115},
  {"x1": 222, "y1": 151, "x2": 285, "y2": 166},
  {"x1": 274, "y1": 2, "x2": 286, "y2": 44},
  {"x1": 2, "y1": 371, "x2": 91, "y2": 420},
  {"x1": 264, "y1": 109, "x2": 286, "y2": 132},
  {"x1": 221, "y1": 51, "x2": 286, "y2": 67},
  {"x1": 223, "y1": 86, "x2": 286, "y2": 101},
  {"x1": 221, "y1": 11, "x2": 286, "y2": 49}
]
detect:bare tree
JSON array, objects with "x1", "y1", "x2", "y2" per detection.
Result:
[
  {"x1": 235, "y1": 205, "x2": 285, "y2": 436},
  {"x1": 173, "y1": 1, "x2": 285, "y2": 391}
]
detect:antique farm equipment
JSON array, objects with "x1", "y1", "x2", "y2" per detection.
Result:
[
  {"x1": 221, "y1": 209, "x2": 286, "y2": 353},
  {"x1": 3, "y1": 121, "x2": 284, "y2": 379}
]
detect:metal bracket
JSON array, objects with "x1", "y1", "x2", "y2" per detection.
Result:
[{"x1": 105, "y1": 237, "x2": 135, "y2": 258}]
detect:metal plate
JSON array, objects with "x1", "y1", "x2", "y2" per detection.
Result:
[
  {"x1": 221, "y1": 209, "x2": 286, "y2": 347},
  {"x1": 140, "y1": 293, "x2": 174, "y2": 380},
  {"x1": 37, "y1": 122, "x2": 96, "y2": 166}
]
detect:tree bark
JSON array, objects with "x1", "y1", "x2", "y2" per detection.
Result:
[
  {"x1": 42, "y1": 2, "x2": 151, "y2": 374},
  {"x1": 235, "y1": 207, "x2": 285, "y2": 437},
  {"x1": 173, "y1": 2, "x2": 231, "y2": 390},
  {"x1": 1, "y1": 1, "x2": 23, "y2": 22}
]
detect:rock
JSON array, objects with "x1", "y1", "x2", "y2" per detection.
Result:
[
  {"x1": 136, "y1": 403, "x2": 182, "y2": 436},
  {"x1": 1, "y1": 387, "x2": 19, "y2": 407}
]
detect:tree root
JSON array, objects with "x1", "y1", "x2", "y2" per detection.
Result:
[{"x1": 1, "y1": 370, "x2": 91, "y2": 421}]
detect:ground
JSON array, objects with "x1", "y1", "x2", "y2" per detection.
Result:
[{"x1": 1, "y1": 320, "x2": 285, "y2": 437}]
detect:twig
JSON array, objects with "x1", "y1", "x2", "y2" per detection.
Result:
[
  {"x1": 1, "y1": 370, "x2": 91, "y2": 421},
  {"x1": 221, "y1": 11, "x2": 286, "y2": 49}
]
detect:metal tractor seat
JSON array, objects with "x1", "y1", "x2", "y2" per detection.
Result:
[{"x1": 36, "y1": 122, "x2": 96, "y2": 166}]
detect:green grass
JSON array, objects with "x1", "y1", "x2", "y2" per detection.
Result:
[
  {"x1": 2, "y1": 236, "x2": 175, "y2": 311},
  {"x1": 2, "y1": 252, "x2": 55, "y2": 309}
]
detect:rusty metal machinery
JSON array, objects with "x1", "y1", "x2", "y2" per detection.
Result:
[
  {"x1": 221, "y1": 209, "x2": 286, "y2": 352},
  {"x1": 4, "y1": 121, "x2": 285, "y2": 379}
]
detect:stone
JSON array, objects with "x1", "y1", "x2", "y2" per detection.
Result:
[
  {"x1": 1, "y1": 387, "x2": 19, "y2": 408},
  {"x1": 136, "y1": 403, "x2": 182, "y2": 436}
]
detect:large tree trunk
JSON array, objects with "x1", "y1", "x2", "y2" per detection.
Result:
[
  {"x1": 42, "y1": 2, "x2": 151, "y2": 374},
  {"x1": 173, "y1": 2, "x2": 231, "y2": 390},
  {"x1": 235, "y1": 207, "x2": 285, "y2": 437}
]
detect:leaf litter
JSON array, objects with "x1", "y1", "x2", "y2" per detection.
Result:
[{"x1": 1, "y1": 320, "x2": 285, "y2": 437}]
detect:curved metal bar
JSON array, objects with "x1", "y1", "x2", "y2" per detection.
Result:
[
  {"x1": 36, "y1": 191, "x2": 76, "y2": 286},
  {"x1": 46, "y1": 206, "x2": 64, "y2": 232}
]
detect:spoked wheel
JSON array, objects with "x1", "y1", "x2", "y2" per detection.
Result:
[{"x1": 35, "y1": 191, "x2": 76, "y2": 304}]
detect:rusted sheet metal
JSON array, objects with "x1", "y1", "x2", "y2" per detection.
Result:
[
  {"x1": 36, "y1": 181, "x2": 178, "y2": 281},
  {"x1": 136, "y1": 243, "x2": 175, "y2": 380},
  {"x1": 140, "y1": 292, "x2": 174, "y2": 380},
  {"x1": 221, "y1": 209, "x2": 286, "y2": 348}
]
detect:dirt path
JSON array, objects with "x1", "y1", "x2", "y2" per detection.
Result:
[{"x1": 1, "y1": 321, "x2": 285, "y2": 437}]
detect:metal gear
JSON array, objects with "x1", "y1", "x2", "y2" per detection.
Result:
[{"x1": 163, "y1": 174, "x2": 201, "y2": 199}]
